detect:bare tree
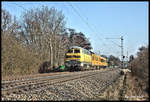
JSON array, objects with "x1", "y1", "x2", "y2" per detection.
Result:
[
  {"x1": 1, "y1": 9, "x2": 12, "y2": 33},
  {"x1": 20, "y1": 6, "x2": 66, "y2": 69},
  {"x1": 129, "y1": 45, "x2": 149, "y2": 91}
]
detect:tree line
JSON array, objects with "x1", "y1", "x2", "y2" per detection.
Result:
[
  {"x1": 128, "y1": 46, "x2": 148, "y2": 82},
  {"x1": 128, "y1": 45, "x2": 149, "y2": 95},
  {"x1": 1, "y1": 6, "x2": 92, "y2": 75}
]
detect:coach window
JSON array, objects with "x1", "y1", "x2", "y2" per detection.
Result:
[
  {"x1": 101, "y1": 59, "x2": 104, "y2": 62},
  {"x1": 74, "y1": 49, "x2": 80, "y2": 53}
]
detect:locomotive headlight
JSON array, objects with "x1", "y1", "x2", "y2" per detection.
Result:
[{"x1": 81, "y1": 63, "x2": 84, "y2": 67}]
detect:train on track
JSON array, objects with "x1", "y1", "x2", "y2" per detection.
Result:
[{"x1": 64, "y1": 46, "x2": 108, "y2": 71}]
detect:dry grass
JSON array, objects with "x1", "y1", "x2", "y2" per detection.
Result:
[
  {"x1": 95, "y1": 72, "x2": 149, "y2": 101},
  {"x1": 124, "y1": 72, "x2": 149, "y2": 101},
  {"x1": 128, "y1": 46, "x2": 149, "y2": 98},
  {"x1": 95, "y1": 75, "x2": 125, "y2": 100}
]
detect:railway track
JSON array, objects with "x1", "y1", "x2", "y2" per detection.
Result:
[
  {"x1": 2, "y1": 68, "x2": 120, "y2": 98},
  {"x1": 2, "y1": 71, "x2": 70, "y2": 82}
]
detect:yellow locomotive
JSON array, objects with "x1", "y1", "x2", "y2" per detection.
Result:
[{"x1": 65, "y1": 46, "x2": 107, "y2": 71}]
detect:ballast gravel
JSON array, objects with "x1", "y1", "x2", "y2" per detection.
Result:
[{"x1": 2, "y1": 69, "x2": 121, "y2": 101}]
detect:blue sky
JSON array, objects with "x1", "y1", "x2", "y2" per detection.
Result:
[{"x1": 2, "y1": 1, "x2": 148, "y2": 60}]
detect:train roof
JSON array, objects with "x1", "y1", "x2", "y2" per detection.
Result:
[
  {"x1": 90, "y1": 51, "x2": 107, "y2": 59},
  {"x1": 70, "y1": 46, "x2": 83, "y2": 49},
  {"x1": 70, "y1": 46, "x2": 91, "y2": 55},
  {"x1": 70, "y1": 46, "x2": 91, "y2": 52},
  {"x1": 69, "y1": 46, "x2": 107, "y2": 59}
]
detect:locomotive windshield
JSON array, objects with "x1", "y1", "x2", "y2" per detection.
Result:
[
  {"x1": 67, "y1": 49, "x2": 73, "y2": 53},
  {"x1": 74, "y1": 49, "x2": 80, "y2": 53}
]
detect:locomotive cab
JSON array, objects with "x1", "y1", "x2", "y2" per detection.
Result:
[
  {"x1": 65, "y1": 47, "x2": 82, "y2": 71},
  {"x1": 65, "y1": 46, "x2": 91, "y2": 71}
]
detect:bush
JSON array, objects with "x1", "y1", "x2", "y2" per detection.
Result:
[
  {"x1": 129, "y1": 45, "x2": 149, "y2": 92},
  {"x1": 2, "y1": 33, "x2": 42, "y2": 77}
]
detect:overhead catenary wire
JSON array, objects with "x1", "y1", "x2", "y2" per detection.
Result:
[
  {"x1": 67, "y1": 2, "x2": 106, "y2": 44},
  {"x1": 67, "y1": 2, "x2": 119, "y2": 47},
  {"x1": 66, "y1": 2, "x2": 120, "y2": 55}
]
